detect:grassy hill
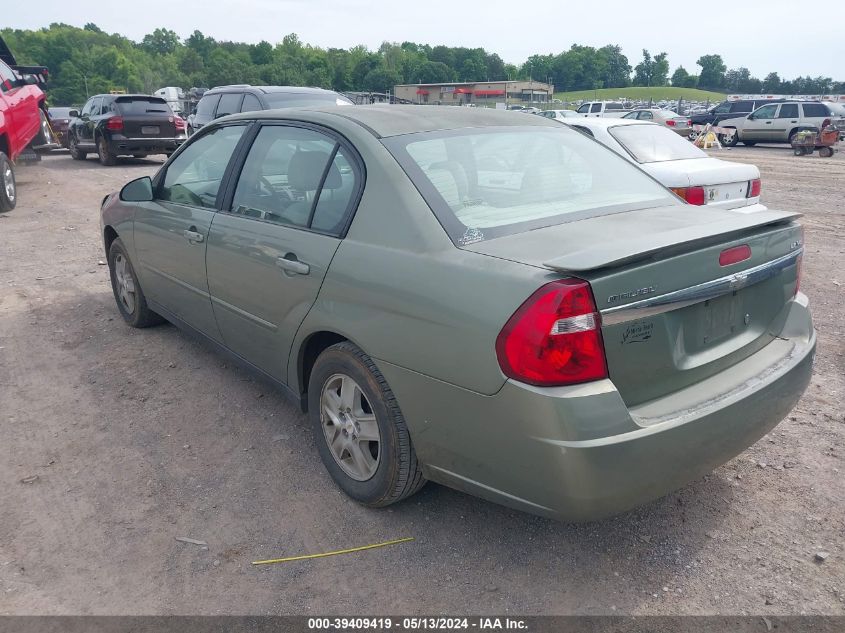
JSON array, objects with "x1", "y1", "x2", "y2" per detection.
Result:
[{"x1": 554, "y1": 87, "x2": 726, "y2": 104}]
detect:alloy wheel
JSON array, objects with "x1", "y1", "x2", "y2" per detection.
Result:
[
  {"x1": 113, "y1": 253, "x2": 136, "y2": 314},
  {"x1": 2, "y1": 162, "x2": 14, "y2": 204},
  {"x1": 320, "y1": 373, "x2": 381, "y2": 481}
]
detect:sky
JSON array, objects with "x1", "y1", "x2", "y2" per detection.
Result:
[{"x1": 5, "y1": 0, "x2": 845, "y2": 80}]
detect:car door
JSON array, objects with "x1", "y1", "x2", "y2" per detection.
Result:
[
  {"x1": 77, "y1": 97, "x2": 102, "y2": 147},
  {"x1": 205, "y1": 122, "x2": 363, "y2": 383},
  {"x1": 742, "y1": 103, "x2": 778, "y2": 141},
  {"x1": 774, "y1": 103, "x2": 800, "y2": 142},
  {"x1": 132, "y1": 123, "x2": 249, "y2": 342}
]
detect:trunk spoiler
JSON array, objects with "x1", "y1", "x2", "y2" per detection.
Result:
[{"x1": 543, "y1": 209, "x2": 801, "y2": 272}]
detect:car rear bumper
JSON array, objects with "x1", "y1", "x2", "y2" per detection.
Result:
[
  {"x1": 108, "y1": 137, "x2": 185, "y2": 155},
  {"x1": 377, "y1": 294, "x2": 815, "y2": 521}
]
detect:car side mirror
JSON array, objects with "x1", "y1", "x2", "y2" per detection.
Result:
[
  {"x1": 747, "y1": 114, "x2": 754, "y2": 120},
  {"x1": 120, "y1": 176, "x2": 154, "y2": 202},
  {"x1": 68, "y1": 109, "x2": 80, "y2": 118}
]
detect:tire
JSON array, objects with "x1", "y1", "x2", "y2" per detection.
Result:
[
  {"x1": 308, "y1": 341, "x2": 426, "y2": 507},
  {"x1": 794, "y1": 148, "x2": 805, "y2": 156},
  {"x1": 742, "y1": 141, "x2": 757, "y2": 147},
  {"x1": 0, "y1": 152, "x2": 16, "y2": 212},
  {"x1": 97, "y1": 136, "x2": 117, "y2": 166},
  {"x1": 68, "y1": 134, "x2": 87, "y2": 160},
  {"x1": 107, "y1": 238, "x2": 164, "y2": 328},
  {"x1": 35, "y1": 108, "x2": 53, "y2": 146},
  {"x1": 819, "y1": 146, "x2": 834, "y2": 158},
  {"x1": 720, "y1": 129, "x2": 739, "y2": 147}
]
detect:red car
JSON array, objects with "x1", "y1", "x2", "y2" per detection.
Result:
[{"x1": 0, "y1": 37, "x2": 53, "y2": 211}]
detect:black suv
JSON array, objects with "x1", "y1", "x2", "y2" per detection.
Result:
[
  {"x1": 68, "y1": 94, "x2": 187, "y2": 165},
  {"x1": 188, "y1": 85, "x2": 353, "y2": 135},
  {"x1": 690, "y1": 98, "x2": 785, "y2": 128}
]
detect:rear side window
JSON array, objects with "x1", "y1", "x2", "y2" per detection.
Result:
[
  {"x1": 802, "y1": 103, "x2": 830, "y2": 117},
  {"x1": 606, "y1": 103, "x2": 623, "y2": 110},
  {"x1": 590, "y1": 103, "x2": 602, "y2": 113},
  {"x1": 778, "y1": 104, "x2": 799, "y2": 118},
  {"x1": 262, "y1": 92, "x2": 354, "y2": 108},
  {"x1": 384, "y1": 126, "x2": 677, "y2": 244},
  {"x1": 731, "y1": 101, "x2": 753, "y2": 113},
  {"x1": 216, "y1": 93, "x2": 243, "y2": 118},
  {"x1": 712, "y1": 102, "x2": 731, "y2": 114},
  {"x1": 116, "y1": 98, "x2": 171, "y2": 115},
  {"x1": 158, "y1": 125, "x2": 246, "y2": 208},
  {"x1": 230, "y1": 125, "x2": 360, "y2": 235},
  {"x1": 196, "y1": 94, "x2": 220, "y2": 118}
]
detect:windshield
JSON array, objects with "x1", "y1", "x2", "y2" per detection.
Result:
[
  {"x1": 609, "y1": 124, "x2": 706, "y2": 163},
  {"x1": 384, "y1": 126, "x2": 677, "y2": 244},
  {"x1": 264, "y1": 92, "x2": 353, "y2": 108}
]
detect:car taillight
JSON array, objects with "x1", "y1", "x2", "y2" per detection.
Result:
[
  {"x1": 106, "y1": 116, "x2": 124, "y2": 131},
  {"x1": 747, "y1": 178, "x2": 761, "y2": 198},
  {"x1": 687, "y1": 119, "x2": 692, "y2": 127},
  {"x1": 666, "y1": 119, "x2": 676, "y2": 126},
  {"x1": 794, "y1": 252, "x2": 802, "y2": 296},
  {"x1": 670, "y1": 186, "x2": 706, "y2": 205},
  {"x1": 495, "y1": 279, "x2": 607, "y2": 387},
  {"x1": 173, "y1": 116, "x2": 186, "y2": 130}
]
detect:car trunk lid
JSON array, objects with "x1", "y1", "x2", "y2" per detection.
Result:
[
  {"x1": 642, "y1": 157, "x2": 759, "y2": 207},
  {"x1": 115, "y1": 97, "x2": 177, "y2": 138},
  {"x1": 465, "y1": 205, "x2": 803, "y2": 405}
]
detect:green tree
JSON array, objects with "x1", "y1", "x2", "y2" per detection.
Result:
[
  {"x1": 671, "y1": 66, "x2": 690, "y2": 86},
  {"x1": 762, "y1": 72, "x2": 781, "y2": 92},
  {"x1": 696, "y1": 54, "x2": 726, "y2": 90},
  {"x1": 142, "y1": 28, "x2": 180, "y2": 55},
  {"x1": 362, "y1": 67, "x2": 402, "y2": 93}
]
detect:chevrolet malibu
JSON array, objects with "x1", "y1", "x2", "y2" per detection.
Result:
[{"x1": 100, "y1": 106, "x2": 815, "y2": 521}]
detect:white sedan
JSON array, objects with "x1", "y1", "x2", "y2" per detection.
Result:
[{"x1": 566, "y1": 118, "x2": 763, "y2": 211}]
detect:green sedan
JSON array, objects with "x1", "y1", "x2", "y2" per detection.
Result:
[{"x1": 100, "y1": 106, "x2": 815, "y2": 521}]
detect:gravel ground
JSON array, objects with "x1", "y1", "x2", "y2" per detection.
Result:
[{"x1": 0, "y1": 145, "x2": 843, "y2": 615}]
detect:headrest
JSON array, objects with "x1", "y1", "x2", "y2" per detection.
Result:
[{"x1": 288, "y1": 150, "x2": 342, "y2": 190}]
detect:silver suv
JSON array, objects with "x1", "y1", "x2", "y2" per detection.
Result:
[{"x1": 719, "y1": 101, "x2": 844, "y2": 146}]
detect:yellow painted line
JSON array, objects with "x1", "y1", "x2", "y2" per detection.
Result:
[{"x1": 252, "y1": 537, "x2": 414, "y2": 566}]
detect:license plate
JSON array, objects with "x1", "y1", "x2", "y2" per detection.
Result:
[
  {"x1": 701, "y1": 294, "x2": 742, "y2": 344},
  {"x1": 141, "y1": 126, "x2": 160, "y2": 135},
  {"x1": 706, "y1": 182, "x2": 746, "y2": 203}
]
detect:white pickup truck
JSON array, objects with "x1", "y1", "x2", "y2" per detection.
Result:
[{"x1": 574, "y1": 101, "x2": 633, "y2": 118}]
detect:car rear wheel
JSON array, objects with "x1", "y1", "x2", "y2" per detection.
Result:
[
  {"x1": 0, "y1": 152, "x2": 16, "y2": 212},
  {"x1": 743, "y1": 141, "x2": 757, "y2": 146},
  {"x1": 35, "y1": 109, "x2": 53, "y2": 146},
  {"x1": 98, "y1": 137, "x2": 117, "y2": 166},
  {"x1": 108, "y1": 238, "x2": 164, "y2": 328},
  {"x1": 68, "y1": 135, "x2": 87, "y2": 160},
  {"x1": 308, "y1": 341, "x2": 426, "y2": 507}
]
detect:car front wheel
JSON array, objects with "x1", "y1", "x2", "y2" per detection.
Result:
[
  {"x1": 68, "y1": 134, "x2": 87, "y2": 160},
  {"x1": 308, "y1": 342, "x2": 426, "y2": 507},
  {"x1": 108, "y1": 238, "x2": 164, "y2": 328}
]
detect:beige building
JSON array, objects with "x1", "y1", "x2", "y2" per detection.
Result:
[{"x1": 393, "y1": 80, "x2": 554, "y2": 105}]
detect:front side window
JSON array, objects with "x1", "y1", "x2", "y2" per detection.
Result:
[
  {"x1": 80, "y1": 98, "x2": 96, "y2": 117},
  {"x1": 158, "y1": 125, "x2": 246, "y2": 208},
  {"x1": 196, "y1": 94, "x2": 220, "y2": 119},
  {"x1": 609, "y1": 124, "x2": 706, "y2": 163},
  {"x1": 384, "y1": 126, "x2": 677, "y2": 244},
  {"x1": 230, "y1": 125, "x2": 358, "y2": 234},
  {"x1": 752, "y1": 104, "x2": 778, "y2": 120},
  {"x1": 241, "y1": 93, "x2": 262, "y2": 113},
  {"x1": 576, "y1": 104, "x2": 590, "y2": 114},
  {"x1": 778, "y1": 104, "x2": 799, "y2": 119},
  {"x1": 0, "y1": 61, "x2": 16, "y2": 91}
]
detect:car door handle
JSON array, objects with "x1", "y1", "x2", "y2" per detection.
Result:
[
  {"x1": 276, "y1": 255, "x2": 310, "y2": 275},
  {"x1": 765, "y1": 121, "x2": 772, "y2": 124},
  {"x1": 183, "y1": 229, "x2": 204, "y2": 243}
]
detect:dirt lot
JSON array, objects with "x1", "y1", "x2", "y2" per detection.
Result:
[{"x1": 1, "y1": 145, "x2": 843, "y2": 615}]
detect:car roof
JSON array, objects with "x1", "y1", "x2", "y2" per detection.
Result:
[
  {"x1": 225, "y1": 105, "x2": 558, "y2": 138},
  {"x1": 205, "y1": 85, "x2": 342, "y2": 96},
  {"x1": 92, "y1": 94, "x2": 165, "y2": 100}
]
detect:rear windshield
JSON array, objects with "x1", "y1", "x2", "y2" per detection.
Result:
[
  {"x1": 609, "y1": 123, "x2": 706, "y2": 163},
  {"x1": 116, "y1": 97, "x2": 171, "y2": 115},
  {"x1": 384, "y1": 126, "x2": 677, "y2": 245},
  {"x1": 263, "y1": 92, "x2": 353, "y2": 108}
]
